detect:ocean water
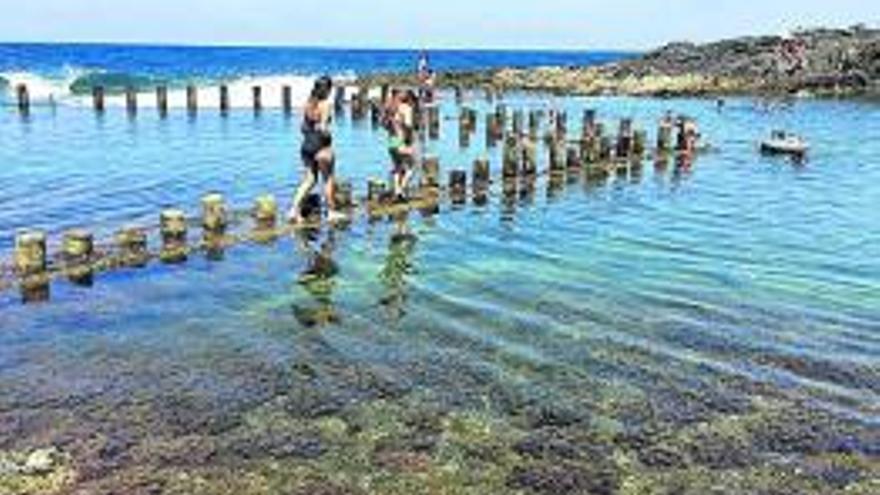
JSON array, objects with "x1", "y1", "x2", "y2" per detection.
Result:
[{"x1": 0, "y1": 45, "x2": 878, "y2": 494}]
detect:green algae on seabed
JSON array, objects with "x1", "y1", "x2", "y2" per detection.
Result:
[
  {"x1": 31, "y1": 381, "x2": 876, "y2": 495},
  {"x1": 0, "y1": 447, "x2": 74, "y2": 495}
]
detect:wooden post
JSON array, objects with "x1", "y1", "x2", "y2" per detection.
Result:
[
  {"x1": 422, "y1": 156, "x2": 440, "y2": 188},
  {"x1": 156, "y1": 86, "x2": 168, "y2": 116},
  {"x1": 566, "y1": 146, "x2": 581, "y2": 170},
  {"x1": 555, "y1": 111, "x2": 567, "y2": 139},
  {"x1": 252, "y1": 194, "x2": 278, "y2": 229},
  {"x1": 201, "y1": 193, "x2": 228, "y2": 232},
  {"x1": 93, "y1": 86, "x2": 105, "y2": 113},
  {"x1": 502, "y1": 135, "x2": 519, "y2": 178},
  {"x1": 599, "y1": 136, "x2": 613, "y2": 161},
  {"x1": 219, "y1": 85, "x2": 230, "y2": 113},
  {"x1": 454, "y1": 85, "x2": 463, "y2": 104},
  {"x1": 487, "y1": 113, "x2": 503, "y2": 148},
  {"x1": 449, "y1": 170, "x2": 467, "y2": 203},
  {"x1": 633, "y1": 130, "x2": 647, "y2": 157},
  {"x1": 549, "y1": 140, "x2": 565, "y2": 172},
  {"x1": 583, "y1": 109, "x2": 596, "y2": 130},
  {"x1": 521, "y1": 137, "x2": 537, "y2": 176},
  {"x1": 428, "y1": 105, "x2": 440, "y2": 140},
  {"x1": 459, "y1": 124, "x2": 471, "y2": 148},
  {"x1": 334, "y1": 86, "x2": 345, "y2": 115},
  {"x1": 252, "y1": 86, "x2": 262, "y2": 112},
  {"x1": 15, "y1": 230, "x2": 47, "y2": 278},
  {"x1": 473, "y1": 158, "x2": 490, "y2": 184},
  {"x1": 368, "y1": 179, "x2": 387, "y2": 203},
  {"x1": 333, "y1": 181, "x2": 353, "y2": 210},
  {"x1": 160, "y1": 208, "x2": 187, "y2": 263},
  {"x1": 186, "y1": 85, "x2": 198, "y2": 114},
  {"x1": 15, "y1": 84, "x2": 29, "y2": 113},
  {"x1": 370, "y1": 100, "x2": 382, "y2": 128},
  {"x1": 657, "y1": 121, "x2": 673, "y2": 152},
  {"x1": 528, "y1": 110, "x2": 539, "y2": 139},
  {"x1": 63, "y1": 229, "x2": 94, "y2": 285},
  {"x1": 282, "y1": 85, "x2": 292, "y2": 114},
  {"x1": 512, "y1": 109, "x2": 524, "y2": 136},
  {"x1": 125, "y1": 87, "x2": 137, "y2": 115},
  {"x1": 15, "y1": 230, "x2": 48, "y2": 302},
  {"x1": 617, "y1": 118, "x2": 633, "y2": 158},
  {"x1": 116, "y1": 227, "x2": 148, "y2": 267}
]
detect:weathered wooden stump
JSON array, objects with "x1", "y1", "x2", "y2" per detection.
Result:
[
  {"x1": 219, "y1": 85, "x2": 230, "y2": 113},
  {"x1": 201, "y1": 193, "x2": 228, "y2": 232},
  {"x1": 116, "y1": 227, "x2": 149, "y2": 267},
  {"x1": 15, "y1": 230, "x2": 48, "y2": 302},
  {"x1": 93, "y1": 86, "x2": 105, "y2": 113},
  {"x1": 421, "y1": 156, "x2": 440, "y2": 188},
  {"x1": 160, "y1": 208, "x2": 187, "y2": 263},
  {"x1": 186, "y1": 85, "x2": 198, "y2": 114},
  {"x1": 63, "y1": 229, "x2": 94, "y2": 285},
  {"x1": 252, "y1": 86, "x2": 262, "y2": 112},
  {"x1": 15, "y1": 84, "x2": 29, "y2": 113},
  {"x1": 125, "y1": 87, "x2": 138, "y2": 115},
  {"x1": 472, "y1": 158, "x2": 490, "y2": 184},
  {"x1": 156, "y1": 86, "x2": 169, "y2": 116},
  {"x1": 282, "y1": 85, "x2": 293, "y2": 114}
]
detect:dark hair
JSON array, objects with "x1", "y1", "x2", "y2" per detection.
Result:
[{"x1": 311, "y1": 76, "x2": 333, "y2": 101}]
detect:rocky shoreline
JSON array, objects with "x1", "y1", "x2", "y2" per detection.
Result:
[{"x1": 359, "y1": 25, "x2": 880, "y2": 98}]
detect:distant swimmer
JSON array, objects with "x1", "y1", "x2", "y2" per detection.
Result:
[{"x1": 289, "y1": 76, "x2": 345, "y2": 224}]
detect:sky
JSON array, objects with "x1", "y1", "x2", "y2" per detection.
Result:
[{"x1": 1, "y1": 0, "x2": 878, "y2": 50}]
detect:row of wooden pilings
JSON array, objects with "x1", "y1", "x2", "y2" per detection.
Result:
[{"x1": 12, "y1": 84, "x2": 296, "y2": 114}]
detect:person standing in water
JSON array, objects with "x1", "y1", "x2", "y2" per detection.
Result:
[
  {"x1": 386, "y1": 90, "x2": 417, "y2": 201},
  {"x1": 289, "y1": 76, "x2": 343, "y2": 224}
]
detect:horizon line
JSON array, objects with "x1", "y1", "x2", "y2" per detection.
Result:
[{"x1": 0, "y1": 39, "x2": 645, "y2": 54}]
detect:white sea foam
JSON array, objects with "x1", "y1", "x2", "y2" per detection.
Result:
[{"x1": 1, "y1": 71, "x2": 356, "y2": 109}]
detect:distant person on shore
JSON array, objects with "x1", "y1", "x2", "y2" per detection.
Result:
[
  {"x1": 385, "y1": 89, "x2": 417, "y2": 201},
  {"x1": 289, "y1": 76, "x2": 343, "y2": 224}
]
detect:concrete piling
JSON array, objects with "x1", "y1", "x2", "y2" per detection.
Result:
[
  {"x1": 422, "y1": 156, "x2": 440, "y2": 188},
  {"x1": 63, "y1": 229, "x2": 94, "y2": 285},
  {"x1": 160, "y1": 208, "x2": 187, "y2": 263},
  {"x1": 252, "y1": 86, "x2": 262, "y2": 112},
  {"x1": 93, "y1": 86, "x2": 105, "y2": 113},
  {"x1": 125, "y1": 87, "x2": 137, "y2": 115},
  {"x1": 156, "y1": 86, "x2": 169, "y2": 116},
  {"x1": 219, "y1": 85, "x2": 230, "y2": 113},
  {"x1": 186, "y1": 85, "x2": 198, "y2": 114},
  {"x1": 201, "y1": 193, "x2": 228, "y2": 232},
  {"x1": 282, "y1": 85, "x2": 293, "y2": 114},
  {"x1": 116, "y1": 227, "x2": 149, "y2": 267},
  {"x1": 15, "y1": 84, "x2": 29, "y2": 113}
]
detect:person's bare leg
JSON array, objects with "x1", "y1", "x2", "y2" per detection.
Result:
[{"x1": 289, "y1": 166, "x2": 316, "y2": 223}]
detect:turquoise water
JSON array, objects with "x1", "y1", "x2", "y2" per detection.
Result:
[{"x1": 0, "y1": 92, "x2": 878, "y2": 493}]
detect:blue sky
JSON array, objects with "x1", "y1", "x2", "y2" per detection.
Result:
[{"x1": 2, "y1": 1, "x2": 877, "y2": 49}]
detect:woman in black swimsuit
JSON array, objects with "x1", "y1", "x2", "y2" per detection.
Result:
[{"x1": 290, "y1": 76, "x2": 341, "y2": 224}]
